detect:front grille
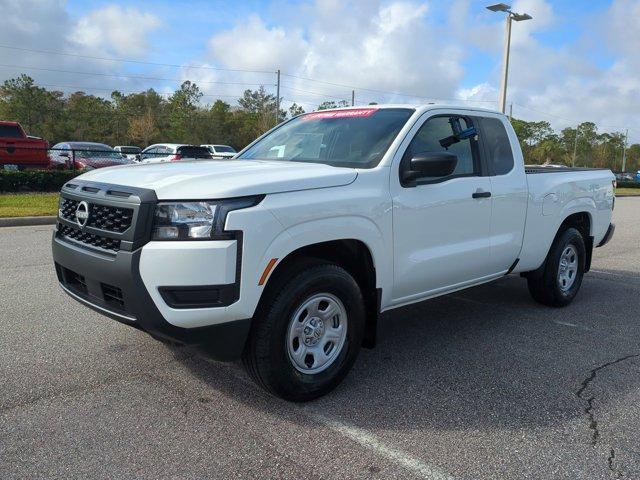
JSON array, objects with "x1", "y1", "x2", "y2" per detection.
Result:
[
  {"x1": 59, "y1": 198, "x2": 79, "y2": 221},
  {"x1": 88, "y1": 204, "x2": 133, "y2": 233},
  {"x1": 59, "y1": 198, "x2": 133, "y2": 233},
  {"x1": 59, "y1": 224, "x2": 121, "y2": 252}
]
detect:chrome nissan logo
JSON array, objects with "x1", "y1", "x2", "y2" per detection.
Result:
[{"x1": 75, "y1": 201, "x2": 89, "y2": 227}]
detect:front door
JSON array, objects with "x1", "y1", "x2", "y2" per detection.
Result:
[{"x1": 390, "y1": 113, "x2": 495, "y2": 304}]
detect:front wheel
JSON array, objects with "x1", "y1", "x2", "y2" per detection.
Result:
[
  {"x1": 243, "y1": 262, "x2": 365, "y2": 401},
  {"x1": 527, "y1": 227, "x2": 586, "y2": 307}
]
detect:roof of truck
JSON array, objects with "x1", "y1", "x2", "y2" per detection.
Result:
[{"x1": 320, "y1": 104, "x2": 504, "y2": 115}]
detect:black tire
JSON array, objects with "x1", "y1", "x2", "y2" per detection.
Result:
[
  {"x1": 527, "y1": 227, "x2": 586, "y2": 307},
  {"x1": 242, "y1": 261, "x2": 365, "y2": 402}
]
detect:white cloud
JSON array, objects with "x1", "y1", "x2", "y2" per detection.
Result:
[
  {"x1": 203, "y1": 1, "x2": 466, "y2": 108},
  {"x1": 0, "y1": 0, "x2": 164, "y2": 96},
  {"x1": 457, "y1": 0, "x2": 640, "y2": 141},
  {"x1": 208, "y1": 15, "x2": 308, "y2": 72},
  {"x1": 74, "y1": 5, "x2": 162, "y2": 58}
]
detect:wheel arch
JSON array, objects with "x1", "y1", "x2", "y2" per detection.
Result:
[
  {"x1": 259, "y1": 238, "x2": 381, "y2": 349},
  {"x1": 526, "y1": 210, "x2": 593, "y2": 277},
  {"x1": 557, "y1": 211, "x2": 593, "y2": 272}
]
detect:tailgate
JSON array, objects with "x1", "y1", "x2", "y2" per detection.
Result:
[{"x1": 0, "y1": 139, "x2": 49, "y2": 167}]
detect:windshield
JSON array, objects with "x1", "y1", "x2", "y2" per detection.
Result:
[
  {"x1": 119, "y1": 146, "x2": 141, "y2": 154},
  {"x1": 215, "y1": 145, "x2": 236, "y2": 153},
  {"x1": 238, "y1": 108, "x2": 414, "y2": 168},
  {"x1": 73, "y1": 145, "x2": 123, "y2": 159}
]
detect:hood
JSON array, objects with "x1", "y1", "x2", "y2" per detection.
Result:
[{"x1": 75, "y1": 159, "x2": 358, "y2": 199}]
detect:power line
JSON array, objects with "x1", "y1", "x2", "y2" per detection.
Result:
[
  {"x1": 281, "y1": 72, "x2": 498, "y2": 104},
  {"x1": 0, "y1": 63, "x2": 270, "y2": 87},
  {"x1": 29, "y1": 82, "x2": 246, "y2": 100},
  {"x1": 513, "y1": 103, "x2": 640, "y2": 135},
  {"x1": 0, "y1": 44, "x2": 274, "y2": 74},
  {"x1": 280, "y1": 84, "x2": 351, "y2": 101}
]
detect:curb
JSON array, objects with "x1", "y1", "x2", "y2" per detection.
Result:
[
  {"x1": 0, "y1": 216, "x2": 57, "y2": 227},
  {"x1": 616, "y1": 195, "x2": 640, "y2": 198}
]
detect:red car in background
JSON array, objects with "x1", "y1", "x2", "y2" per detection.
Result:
[
  {"x1": 49, "y1": 142, "x2": 134, "y2": 170},
  {"x1": 0, "y1": 121, "x2": 49, "y2": 170}
]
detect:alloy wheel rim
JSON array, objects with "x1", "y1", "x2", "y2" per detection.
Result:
[
  {"x1": 558, "y1": 244, "x2": 578, "y2": 291},
  {"x1": 286, "y1": 293, "x2": 348, "y2": 374}
]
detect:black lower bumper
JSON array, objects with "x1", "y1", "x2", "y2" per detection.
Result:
[
  {"x1": 52, "y1": 234, "x2": 251, "y2": 360},
  {"x1": 597, "y1": 223, "x2": 615, "y2": 248}
]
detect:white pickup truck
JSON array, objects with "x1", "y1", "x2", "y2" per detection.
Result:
[{"x1": 52, "y1": 105, "x2": 615, "y2": 401}]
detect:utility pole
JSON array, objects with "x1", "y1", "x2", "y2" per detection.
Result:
[
  {"x1": 351, "y1": 90, "x2": 355, "y2": 107},
  {"x1": 572, "y1": 127, "x2": 579, "y2": 167},
  {"x1": 509, "y1": 103, "x2": 513, "y2": 121},
  {"x1": 275, "y1": 69, "x2": 281, "y2": 125},
  {"x1": 622, "y1": 129, "x2": 628, "y2": 172}
]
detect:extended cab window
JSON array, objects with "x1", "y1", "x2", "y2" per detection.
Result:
[
  {"x1": 402, "y1": 115, "x2": 478, "y2": 184},
  {"x1": 480, "y1": 117, "x2": 514, "y2": 175},
  {"x1": 238, "y1": 108, "x2": 414, "y2": 168}
]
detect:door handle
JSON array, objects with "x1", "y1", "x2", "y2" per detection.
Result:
[{"x1": 472, "y1": 190, "x2": 491, "y2": 199}]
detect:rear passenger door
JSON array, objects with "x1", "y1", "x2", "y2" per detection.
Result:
[{"x1": 477, "y1": 116, "x2": 528, "y2": 273}]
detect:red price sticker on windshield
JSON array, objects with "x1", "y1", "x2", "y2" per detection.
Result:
[{"x1": 302, "y1": 108, "x2": 378, "y2": 120}]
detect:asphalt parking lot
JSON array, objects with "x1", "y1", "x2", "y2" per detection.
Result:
[{"x1": 1, "y1": 198, "x2": 639, "y2": 480}]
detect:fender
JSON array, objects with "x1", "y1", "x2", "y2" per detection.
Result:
[
  {"x1": 256, "y1": 215, "x2": 392, "y2": 307},
  {"x1": 526, "y1": 202, "x2": 595, "y2": 274}
]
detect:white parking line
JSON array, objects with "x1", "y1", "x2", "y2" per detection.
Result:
[
  {"x1": 203, "y1": 357, "x2": 456, "y2": 479},
  {"x1": 591, "y1": 269, "x2": 639, "y2": 279},
  {"x1": 310, "y1": 412, "x2": 456, "y2": 480}
]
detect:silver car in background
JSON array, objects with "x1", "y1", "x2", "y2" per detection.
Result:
[{"x1": 201, "y1": 144, "x2": 237, "y2": 159}]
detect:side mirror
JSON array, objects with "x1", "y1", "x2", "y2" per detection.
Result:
[
  {"x1": 59, "y1": 152, "x2": 70, "y2": 158},
  {"x1": 402, "y1": 152, "x2": 458, "y2": 185}
]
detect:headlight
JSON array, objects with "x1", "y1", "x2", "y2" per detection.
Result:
[{"x1": 151, "y1": 196, "x2": 263, "y2": 240}]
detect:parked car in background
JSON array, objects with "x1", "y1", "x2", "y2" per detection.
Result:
[
  {"x1": 201, "y1": 144, "x2": 237, "y2": 158},
  {"x1": 0, "y1": 121, "x2": 49, "y2": 170},
  {"x1": 140, "y1": 144, "x2": 213, "y2": 163},
  {"x1": 49, "y1": 142, "x2": 134, "y2": 170},
  {"x1": 114, "y1": 146, "x2": 142, "y2": 162}
]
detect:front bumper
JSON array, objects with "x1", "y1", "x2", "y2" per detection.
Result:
[
  {"x1": 53, "y1": 236, "x2": 251, "y2": 360},
  {"x1": 52, "y1": 179, "x2": 252, "y2": 360}
]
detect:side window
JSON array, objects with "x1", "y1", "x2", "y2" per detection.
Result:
[
  {"x1": 403, "y1": 116, "x2": 478, "y2": 184},
  {"x1": 481, "y1": 118, "x2": 514, "y2": 175},
  {"x1": 142, "y1": 147, "x2": 156, "y2": 159}
]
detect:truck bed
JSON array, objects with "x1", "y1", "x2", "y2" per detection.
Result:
[{"x1": 525, "y1": 166, "x2": 610, "y2": 174}]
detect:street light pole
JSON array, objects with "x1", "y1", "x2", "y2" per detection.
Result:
[
  {"x1": 486, "y1": 4, "x2": 532, "y2": 114},
  {"x1": 499, "y1": 14, "x2": 512, "y2": 114}
]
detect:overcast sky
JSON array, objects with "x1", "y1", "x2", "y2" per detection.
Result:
[{"x1": 1, "y1": 0, "x2": 638, "y2": 141}]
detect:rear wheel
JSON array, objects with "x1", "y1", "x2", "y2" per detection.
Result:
[
  {"x1": 243, "y1": 261, "x2": 365, "y2": 401},
  {"x1": 527, "y1": 227, "x2": 586, "y2": 307}
]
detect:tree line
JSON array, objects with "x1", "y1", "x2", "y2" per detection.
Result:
[{"x1": 1, "y1": 74, "x2": 638, "y2": 172}]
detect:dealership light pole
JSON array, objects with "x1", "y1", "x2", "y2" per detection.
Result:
[{"x1": 486, "y1": 3, "x2": 532, "y2": 114}]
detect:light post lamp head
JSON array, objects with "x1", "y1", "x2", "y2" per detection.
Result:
[{"x1": 486, "y1": 3, "x2": 533, "y2": 21}]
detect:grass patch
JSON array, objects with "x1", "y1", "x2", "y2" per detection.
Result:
[
  {"x1": 616, "y1": 188, "x2": 640, "y2": 196},
  {"x1": 0, "y1": 192, "x2": 59, "y2": 218},
  {"x1": 0, "y1": 188, "x2": 637, "y2": 219}
]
